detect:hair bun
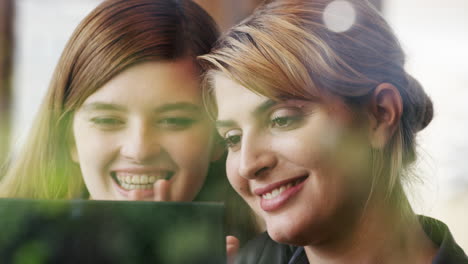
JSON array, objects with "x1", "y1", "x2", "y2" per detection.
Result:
[{"x1": 405, "y1": 74, "x2": 433, "y2": 132}]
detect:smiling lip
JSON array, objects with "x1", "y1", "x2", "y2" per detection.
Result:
[
  {"x1": 254, "y1": 175, "x2": 308, "y2": 212},
  {"x1": 111, "y1": 168, "x2": 174, "y2": 199}
]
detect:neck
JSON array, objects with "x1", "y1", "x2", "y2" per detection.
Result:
[{"x1": 304, "y1": 196, "x2": 438, "y2": 264}]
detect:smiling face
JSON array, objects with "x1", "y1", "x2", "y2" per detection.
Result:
[
  {"x1": 214, "y1": 73, "x2": 374, "y2": 246},
  {"x1": 72, "y1": 59, "x2": 216, "y2": 201}
]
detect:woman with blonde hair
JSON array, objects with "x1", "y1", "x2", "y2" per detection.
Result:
[{"x1": 199, "y1": 0, "x2": 468, "y2": 263}]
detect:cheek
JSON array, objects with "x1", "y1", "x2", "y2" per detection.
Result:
[
  {"x1": 75, "y1": 134, "x2": 108, "y2": 156},
  {"x1": 73, "y1": 120, "x2": 117, "y2": 170},
  {"x1": 279, "y1": 120, "x2": 368, "y2": 173},
  {"x1": 320, "y1": 126, "x2": 371, "y2": 178},
  {"x1": 73, "y1": 120, "x2": 93, "y2": 163},
  {"x1": 270, "y1": 133, "x2": 320, "y2": 169}
]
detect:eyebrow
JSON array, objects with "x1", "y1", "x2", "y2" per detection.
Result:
[
  {"x1": 80, "y1": 102, "x2": 202, "y2": 113},
  {"x1": 153, "y1": 102, "x2": 202, "y2": 113},
  {"x1": 80, "y1": 102, "x2": 126, "y2": 112},
  {"x1": 216, "y1": 99, "x2": 278, "y2": 129},
  {"x1": 253, "y1": 99, "x2": 278, "y2": 116},
  {"x1": 215, "y1": 120, "x2": 236, "y2": 128}
]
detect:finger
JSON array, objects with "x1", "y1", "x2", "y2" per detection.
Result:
[
  {"x1": 153, "y1": 179, "x2": 170, "y2": 201},
  {"x1": 226, "y1": 235, "x2": 240, "y2": 264}
]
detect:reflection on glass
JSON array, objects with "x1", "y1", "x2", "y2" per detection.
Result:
[{"x1": 0, "y1": 199, "x2": 225, "y2": 264}]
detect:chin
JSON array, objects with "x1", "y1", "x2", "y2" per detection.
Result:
[
  {"x1": 268, "y1": 229, "x2": 311, "y2": 246},
  {"x1": 266, "y1": 219, "x2": 311, "y2": 246}
]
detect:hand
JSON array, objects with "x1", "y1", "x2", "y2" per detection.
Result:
[
  {"x1": 226, "y1": 235, "x2": 240, "y2": 264},
  {"x1": 129, "y1": 179, "x2": 170, "y2": 201}
]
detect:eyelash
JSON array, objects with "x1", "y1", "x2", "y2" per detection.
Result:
[
  {"x1": 156, "y1": 117, "x2": 197, "y2": 129},
  {"x1": 270, "y1": 115, "x2": 301, "y2": 128},
  {"x1": 222, "y1": 109, "x2": 303, "y2": 150},
  {"x1": 90, "y1": 117, "x2": 124, "y2": 127},
  {"x1": 90, "y1": 117, "x2": 198, "y2": 130},
  {"x1": 223, "y1": 133, "x2": 242, "y2": 149},
  {"x1": 269, "y1": 105, "x2": 305, "y2": 130}
]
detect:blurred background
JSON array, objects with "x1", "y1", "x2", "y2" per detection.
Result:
[{"x1": 0, "y1": 0, "x2": 467, "y2": 251}]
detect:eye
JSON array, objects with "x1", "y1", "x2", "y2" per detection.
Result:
[
  {"x1": 269, "y1": 108, "x2": 303, "y2": 129},
  {"x1": 156, "y1": 117, "x2": 197, "y2": 130},
  {"x1": 223, "y1": 129, "x2": 242, "y2": 150},
  {"x1": 90, "y1": 117, "x2": 125, "y2": 129},
  {"x1": 271, "y1": 116, "x2": 293, "y2": 128}
]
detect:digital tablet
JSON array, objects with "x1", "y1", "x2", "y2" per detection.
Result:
[{"x1": 0, "y1": 199, "x2": 225, "y2": 264}]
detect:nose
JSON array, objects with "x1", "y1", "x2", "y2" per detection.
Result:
[
  {"x1": 238, "y1": 132, "x2": 277, "y2": 179},
  {"x1": 120, "y1": 121, "x2": 161, "y2": 163}
]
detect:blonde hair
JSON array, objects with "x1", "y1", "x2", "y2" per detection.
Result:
[
  {"x1": 0, "y1": 0, "x2": 219, "y2": 198},
  {"x1": 199, "y1": 0, "x2": 433, "y2": 205}
]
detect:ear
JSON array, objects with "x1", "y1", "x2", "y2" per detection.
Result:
[{"x1": 368, "y1": 83, "x2": 403, "y2": 149}]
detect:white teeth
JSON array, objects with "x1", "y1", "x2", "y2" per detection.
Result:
[
  {"x1": 114, "y1": 172, "x2": 170, "y2": 191},
  {"x1": 279, "y1": 186, "x2": 285, "y2": 193},
  {"x1": 272, "y1": 189, "x2": 279, "y2": 197},
  {"x1": 118, "y1": 173, "x2": 166, "y2": 185},
  {"x1": 132, "y1": 176, "x2": 139, "y2": 184},
  {"x1": 120, "y1": 182, "x2": 152, "y2": 190},
  {"x1": 141, "y1": 175, "x2": 148, "y2": 184},
  {"x1": 149, "y1": 175, "x2": 156, "y2": 183},
  {"x1": 262, "y1": 183, "x2": 295, "y2": 200}
]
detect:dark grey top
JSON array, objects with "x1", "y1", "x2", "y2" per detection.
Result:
[{"x1": 235, "y1": 216, "x2": 468, "y2": 264}]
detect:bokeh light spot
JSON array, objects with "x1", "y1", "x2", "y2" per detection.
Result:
[{"x1": 323, "y1": 0, "x2": 356, "y2": 33}]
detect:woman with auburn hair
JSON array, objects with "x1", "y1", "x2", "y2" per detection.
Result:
[
  {"x1": 1, "y1": 0, "x2": 222, "y2": 202},
  {"x1": 199, "y1": 0, "x2": 468, "y2": 263}
]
